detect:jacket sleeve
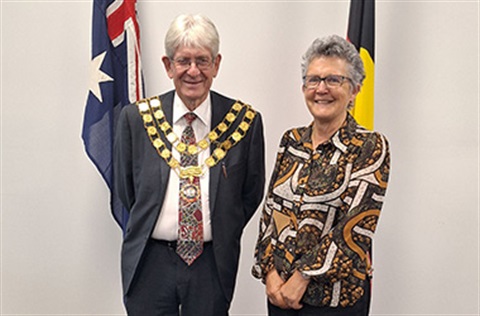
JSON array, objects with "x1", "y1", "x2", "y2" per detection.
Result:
[
  {"x1": 295, "y1": 132, "x2": 391, "y2": 283},
  {"x1": 113, "y1": 106, "x2": 136, "y2": 211},
  {"x1": 241, "y1": 112, "x2": 266, "y2": 223}
]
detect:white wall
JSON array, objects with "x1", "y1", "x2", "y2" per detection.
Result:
[{"x1": 1, "y1": 1, "x2": 478, "y2": 315}]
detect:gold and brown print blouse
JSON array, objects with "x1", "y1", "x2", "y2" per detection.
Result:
[{"x1": 252, "y1": 114, "x2": 390, "y2": 308}]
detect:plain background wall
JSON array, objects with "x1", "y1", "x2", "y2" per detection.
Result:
[{"x1": 1, "y1": 0, "x2": 478, "y2": 315}]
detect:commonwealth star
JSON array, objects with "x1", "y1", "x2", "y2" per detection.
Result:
[{"x1": 89, "y1": 51, "x2": 113, "y2": 103}]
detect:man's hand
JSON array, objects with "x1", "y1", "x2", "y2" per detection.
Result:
[
  {"x1": 265, "y1": 269, "x2": 288, "y2": 309},
  {"x1": 279, "y1": 270, "x2": 310, "y2": 310}
]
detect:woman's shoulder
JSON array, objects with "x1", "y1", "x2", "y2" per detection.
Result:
[
  {"x1": 348, "y1": 117, "x2": 389, "y2": 147},
  {"x1": 349, "y1": 126, "x2": 390, "y2": 166},
  {"x1": 357, "y1": 129, "x2": 389, "y2": 152},
  {"x1": 280, "y1": 126, "x2": 309, "y2": 142}
]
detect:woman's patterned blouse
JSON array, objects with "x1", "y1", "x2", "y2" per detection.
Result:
[{"x1": 252, "y1": 114, "x2": 390, "y2": 308}]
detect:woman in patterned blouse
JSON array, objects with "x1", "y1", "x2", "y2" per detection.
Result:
[{"x1": 252, "y1": 34, "x2": 391, "y2": 315}]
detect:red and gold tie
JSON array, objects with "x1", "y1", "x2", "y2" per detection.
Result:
[{"x1": 176, "y1": 113, "x2": 204, "y2": 265}]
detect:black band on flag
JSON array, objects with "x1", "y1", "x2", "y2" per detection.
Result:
[{"x1": 347, "y1": 0, "x2": 375, "y2": 61}]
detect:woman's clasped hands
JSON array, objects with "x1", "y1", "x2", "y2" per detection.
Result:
[{"x1": 265, "y1": 269, "x2": 310, "y2": 310}]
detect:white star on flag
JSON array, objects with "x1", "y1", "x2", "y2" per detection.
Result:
[{"x1": 89, "y1": 51, "x2": 113, "y2": 103}]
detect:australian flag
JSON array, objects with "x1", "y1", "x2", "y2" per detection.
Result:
[{"x1": 82, "y1": 0, "x2": 143, "y2": 231}]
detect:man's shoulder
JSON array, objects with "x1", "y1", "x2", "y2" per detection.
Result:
[
  {"x1": 210, "y1": 90, "x2": 236, "y2": 105},
  {"x1": 124, "y1": 91, "x2": 174, "y2": 109},
  {"x1": 210, "y1": 91, "x2": 262, "y2": 118},
  {"x1": 159, "y1": 90, "x2": 175, "y2": 99}
]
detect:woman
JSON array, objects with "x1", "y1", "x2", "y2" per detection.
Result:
[{"x1": 252, "y1": 35, "x2": 391, "y2": 315}]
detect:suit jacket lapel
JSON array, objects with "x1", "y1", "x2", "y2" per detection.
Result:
[
  {"x1": 159, "y1": 91, "x2": 175, "y2": 189},
  {"x1": 209, "y1": 92, "x2": 230, "y2": 215}
]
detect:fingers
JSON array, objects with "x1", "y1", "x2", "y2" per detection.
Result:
[
  {"x1": 280, "y1": 293, "x2": 303, "y2": 310},
  {"x1": 279, "y1": 270, "x2": 310, "y2": 310},
  {"x1": 266, "y1": 269, "x2": 289, "y2": 309},
  {"x1": 265, "y1": 269, "x2": 309, "y2": 310},
  {"x1": 268, "y1": 292, "x2": 289, "y2": 309}
]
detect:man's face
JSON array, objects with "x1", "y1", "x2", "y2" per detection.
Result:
[{"x1": 163, "y1": 45, "x2": 221, "y2": 110}]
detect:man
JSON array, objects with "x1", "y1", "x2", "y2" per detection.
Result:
[{"x1": 114, "y1": 14, "x2": 265, "y2": 316}]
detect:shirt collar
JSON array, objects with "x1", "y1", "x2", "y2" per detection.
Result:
[
  {"x1": 173, "y1": 93, "x2": 211, "y2": 127},
  {"x1": 298, "y1": 113, "x2": 358, "y2": 153}
]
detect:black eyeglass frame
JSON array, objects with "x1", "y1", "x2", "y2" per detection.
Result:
[{"x1": 302, "y1": 75, "x2": 354, "y2": 89}]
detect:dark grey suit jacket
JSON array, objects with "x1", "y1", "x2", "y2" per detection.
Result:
[{"x1": 113, "y1": 90, "x2": 265, "y2": 302}]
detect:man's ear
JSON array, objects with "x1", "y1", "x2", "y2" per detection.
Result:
[
  {"x1": 212, "y1": 53, "x2": 222, "y2": 78},
  {"x1": 162, "y1": 56, "x2": 174, "y2": 79}
]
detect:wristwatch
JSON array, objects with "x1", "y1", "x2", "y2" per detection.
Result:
[{"x1": 299, "y1": 270, "x2": 311, "y2": 280}]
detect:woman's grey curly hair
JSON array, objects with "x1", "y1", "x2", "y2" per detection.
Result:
[{"x1": 301, "y1": 34, "x2": 365, "y2": 88}]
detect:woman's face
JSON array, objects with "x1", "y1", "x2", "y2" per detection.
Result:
[{"x1": 303, "y1": 56, "x2": 360, "y2": 125}]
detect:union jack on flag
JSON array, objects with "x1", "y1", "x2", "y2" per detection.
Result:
[{"x1": 82, "y1": 0, "x2": 143, "y2": 231}]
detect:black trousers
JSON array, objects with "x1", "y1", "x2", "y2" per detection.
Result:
[
  {"x1": 267, "y1": 281, "x2": 371, "y2": 316},
  {"x1": 124, "y1": 239, "x2": 229, "y2": 316}
]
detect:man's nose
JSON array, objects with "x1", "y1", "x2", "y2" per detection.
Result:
[{"x1": 186, "y1": 62, "x2": 201, "y2": 75}]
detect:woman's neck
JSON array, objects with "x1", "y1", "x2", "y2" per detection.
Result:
[{"x1": 311, "y1": 112, "x2": 347, "y2": 149}]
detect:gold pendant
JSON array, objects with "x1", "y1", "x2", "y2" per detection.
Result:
[{"x1": 179, "y1": 166, "x2": 204, "y2": 179}]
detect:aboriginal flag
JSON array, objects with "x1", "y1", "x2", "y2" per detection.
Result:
[
  {"x1": 347, "y1": 0, "x2": 375, "y2": 130},
  {"x1": 82, "y1": 0, "x2": 144, "y2": 231}
]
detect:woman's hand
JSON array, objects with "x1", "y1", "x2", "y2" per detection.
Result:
[
  {"x1": 279, "y1": 270, "x2": 310, "y2": 310},
  {"x1": 265, "y1": 269, "x2": 289, "y2": 309}
]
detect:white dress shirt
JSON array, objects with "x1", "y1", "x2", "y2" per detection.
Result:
[{"x1": 151, "y1": 93, "x2": 212, "y2": 241}]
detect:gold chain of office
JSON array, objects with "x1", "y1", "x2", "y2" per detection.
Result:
[{"x1": 136, "y1": 96, "x2": 257, "y2": 179}]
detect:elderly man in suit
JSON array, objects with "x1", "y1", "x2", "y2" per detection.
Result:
[{"x1": 114, "y1": 14, "x2": 265, "y2": 316}]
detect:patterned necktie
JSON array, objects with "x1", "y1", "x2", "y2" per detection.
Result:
[{"x1": 176, "y1": 112, "x2": 204, "y2": 265}]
